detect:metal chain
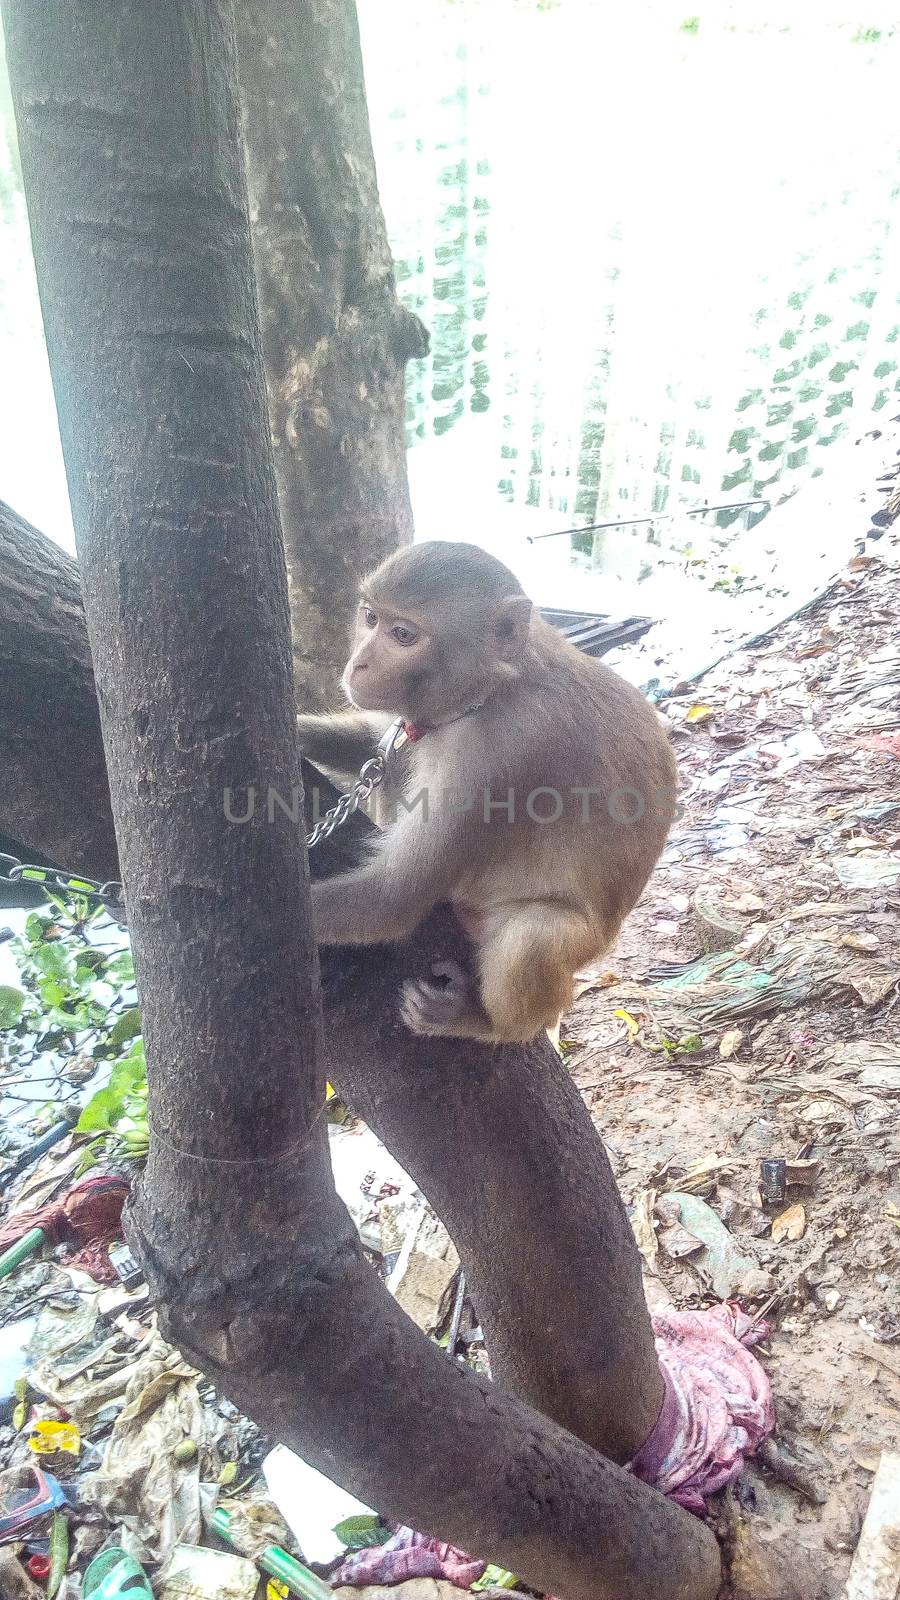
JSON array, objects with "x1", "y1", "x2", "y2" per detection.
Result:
[
  {"x1": 305, "y1": 753, "x2": 387, "y2": 849},
  {"x1": 0, "y1": 854, "x2": 127, "y2": 912},
  {"x1": 0, "y1": 719, "x2": 410, "y2": 912}
]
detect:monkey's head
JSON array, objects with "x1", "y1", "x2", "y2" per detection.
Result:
[{"x1": 343, "y1": 541, "x2": 534, "y2": 724}]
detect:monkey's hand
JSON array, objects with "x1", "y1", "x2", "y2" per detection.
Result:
[
  {"x1": 400, "y1": 959, "x2": 493, "y2": 1040},
  {"x1": 297, "y1": 711, "x2": 391, "y2": 775}
]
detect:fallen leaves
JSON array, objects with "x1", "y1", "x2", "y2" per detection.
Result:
[
  {"x1": 771, "y1": 1204, "x2": 807, "y2": 1243},
  {"x1": 719, "y1": 1028, "x2": 745, "y2": 1059},
  {"x1": 852, "y1": 732, "x2": 900, "y2": 758}
]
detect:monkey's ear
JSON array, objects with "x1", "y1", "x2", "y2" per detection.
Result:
[{"x1": 494, "y1": 594, "x2": 533, "y2": 664}]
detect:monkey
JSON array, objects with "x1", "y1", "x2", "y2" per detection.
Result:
[{"x1": 297, "y1": 540, "x2": 678, "y2": 1044}]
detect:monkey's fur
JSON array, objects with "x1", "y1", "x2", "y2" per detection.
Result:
[{"x1": 298, "y1": 541, "x2": 677, "y2": 1042}]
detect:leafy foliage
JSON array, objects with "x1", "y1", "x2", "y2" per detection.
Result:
[{"x1": 0, "y1": 895, "x2": 147, "y2": 1165}]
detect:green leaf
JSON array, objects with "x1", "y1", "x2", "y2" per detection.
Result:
[
  {"x1": 33, "y1": 944, "x2": 70, "y2": 980},
  {"x1": 472, "y1": 1567, "x2": 519, "y2": 1591},
  {"x1": 76, "y1": 1088, "x2": 121, "y2": 1133},
  {"x1": 110, "y1": 1007, "x2": 142, "y2": 1048},
  {"x1": 38, "y1": 979, "x2": 68, "y2": 1008},
  {"x1": 106, "y1": 952, "x2": 135, "y2": 985},
  {"x1": 75, "y1": 948, "x2": 107, "y2": 975},
  {"x1": 0, "y1": 986, "x2": 26, "y2": 1028},
  {"x1": 333, "y1": 1516, "x2": 391, "y2": 1550},
  {"x1": 108, "y1": 1058, "x2": 146, "y2": 1099}
]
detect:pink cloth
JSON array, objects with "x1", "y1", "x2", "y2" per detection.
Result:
[
  {"x1": 629, "y1": 1302, "x2": 775, "y2": 1512},
  {"x1": 333, "y1": 1527, "x2": 486, "y2": 1589}
]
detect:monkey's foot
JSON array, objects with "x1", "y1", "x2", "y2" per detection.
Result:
[{"x1": 400, "y1": 960, "x2": 488, "y2": 1039}]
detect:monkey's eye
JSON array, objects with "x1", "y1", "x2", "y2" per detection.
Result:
[
  {"x1": 362, "y1": 606, "x2": 378, "y2": 629},
  {"x1": 390, "y1": 624, "x2": 419, "y2": 646}
]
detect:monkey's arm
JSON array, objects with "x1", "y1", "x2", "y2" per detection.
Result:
[
  {"x1": 296, "y1": 710, "x2": 392, "y2": 776},
  {"x1": 312, "y1": 812, "x2": 461, "y2": 945}
]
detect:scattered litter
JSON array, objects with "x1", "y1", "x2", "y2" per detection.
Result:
[
  {"x1": 211, "y1": 1505, "x2": 333, "y2": 1600},
  {"x1": 611, "y1": 933, "x2": 889, "y2": 1032},
  {"x1": 76, "y1": 1335, "x2": 218, "y2": 1563},
  {"x1": 334, "y1": 1527, "x2": 485, "y2": 1590},
  {"x1": 629, "y1": 1188, "x2": 659, "y2": 1274},
  {"x1": 0, "y1": 1547, "x2": 44, "y2": 1598},
  {"x1": 833, "y1": 853, "x2": 900, "y2": 890},
  {"x1": 387, "y1": 1210, "x2": 459, "y2": 1335},
  {"x1": 759, "y1": 729, "x2": 827, "y2": 776},
  {"x1": 665, "y1": 1194, "x2": 773, "y2": 1300},
  {"x1": 824, "y1": 1041, "x2": 900, "y2": 1091},
  {"x1": 263, "y1": 1445, "x2": 375, "y2": 1568},
  {"x1": 852, "y1": 732, "x2": 900, "y2": 758},
  {"x1": 0, "y1": 1462, "x2": 65, "y2": 1541},
  {"x1": 844, "y1": 1451, "x2": 900, "y2": 1600},
  {"x1": 0, "y1": 1176, "x2": 129, "y2": 1285},
  {"x1": 83, "y1": 1546, "x2": 153, "y2": 1597},
  {"x1": 157, "y1": 1544, "x2": 258, "y2": 1600},
  {"x1": 29, "y1": 1418, "x2": 81, "y2": 1457}
]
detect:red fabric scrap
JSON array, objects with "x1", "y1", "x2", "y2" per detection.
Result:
[
  {"x1": 629, "y1": 1302, "x2": 775, "y2": 1513},
  {"x1": 333, "y1": 1527, "x2": 486, "y2": 1589},
  {"x1": 0, "y1": 1175, "x2": 129, "y2": 1284}
]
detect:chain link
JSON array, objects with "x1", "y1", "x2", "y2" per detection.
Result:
[
  {"x1": 0, "y1": 720, "x2": 410, "y2": 912},
  {"x1": 0, "y1": 853, "x2": 126, "y2": 912}
]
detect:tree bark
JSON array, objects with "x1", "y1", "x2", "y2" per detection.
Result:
[
  {"x1": 1, "y1": 3, "x2": 720, "y2": 1594},
  {"x1": 235, "y1": 0, "x2": 429, "y2": 711},
  {"x1": 0, "y1": 499, "x2": 115, "y2": 876}
]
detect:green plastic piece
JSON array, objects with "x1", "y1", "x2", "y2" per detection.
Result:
[
  {"x1": 0, "y1": 1227, "x2": 46, "y2": 1282},
  {"x1": 83, "y1": 1547, "x2": 153, "y2": 1598},
  {"x1": 212, "y1": 1508, "x2": 333, "y2": 1600}
]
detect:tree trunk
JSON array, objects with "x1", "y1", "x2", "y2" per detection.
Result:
[
  {"x1": 1, "y1": 3, "x2": 720, "y2": 1593},
  {"x1": 0, "y1": 506, "x2": 678, "y2": 1469},
  {"x1": 235, "y1": 0, "x2": 428, "y2": 711},
  {"x1": 0, "y1": 499, "x2": 115, "y2": 876}
]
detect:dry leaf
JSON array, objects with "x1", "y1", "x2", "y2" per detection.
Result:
[
  {"x1": 573, "y1": 969, "x2": 620, "y2": 998},
  {"x1": 719, "y1": 1028, "x2": 745, "y2": 1060},
  {"x1": 686, "y1": 703, "x2": 715, "y2": 725},
  {"x1": 840, "y1": 931, "x2": 879, "y2": 953},
  {"x1": 661, "y1": 1154, "x2": 732, "y2": 1197},
  {"x1": 771, "y1": 1203, "x2": 807, "y2": 1243},
  {"x1": 729, "y1": 892, "x2": 766, "y2": 915},
  {"x1": 630, "y1": 1188, "x2": 659, "y2": 1275},
  {"x1": 852, "y1": 733, "x2": 900, "y2": 758},
  {"x1": 658, "y1": 1223, "x2": 704, "y2": 1260}
]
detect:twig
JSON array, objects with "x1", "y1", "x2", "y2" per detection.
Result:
[{"x1": 447, "y1": 1269, "x2": 467, "y2": 1360}]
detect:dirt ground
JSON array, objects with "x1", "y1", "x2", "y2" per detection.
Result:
[{"x1": 563, "y1": 505, "x2": 900, "y2": 1596}]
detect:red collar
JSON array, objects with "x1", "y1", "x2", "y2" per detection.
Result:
[{"x1": 402, "y1": 720, "x2": 429, "y2": 742}]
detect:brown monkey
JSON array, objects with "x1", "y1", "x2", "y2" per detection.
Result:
[{"x1": 297, "y1": 541, "x2": 677, "y2": 1043}]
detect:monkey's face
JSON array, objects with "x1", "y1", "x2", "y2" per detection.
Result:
[
  {"x1": 344, "y1": 543, "x2": 535, "y2": 724},
  {"x1": 342, "y1": 599, "x2": 435, "y2": 716}
]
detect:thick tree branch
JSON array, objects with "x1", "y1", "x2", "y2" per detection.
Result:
[
  {"x1": 1, "y1": 2, "x2": 720, "y2": 1593},
  {"x1": 0, "y1": 499, "x2": 115, "y2": 876}
]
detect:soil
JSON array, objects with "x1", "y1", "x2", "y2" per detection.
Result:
[{"x1": 563, "y1": 502, "x2": 900, "y2": 1596}]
